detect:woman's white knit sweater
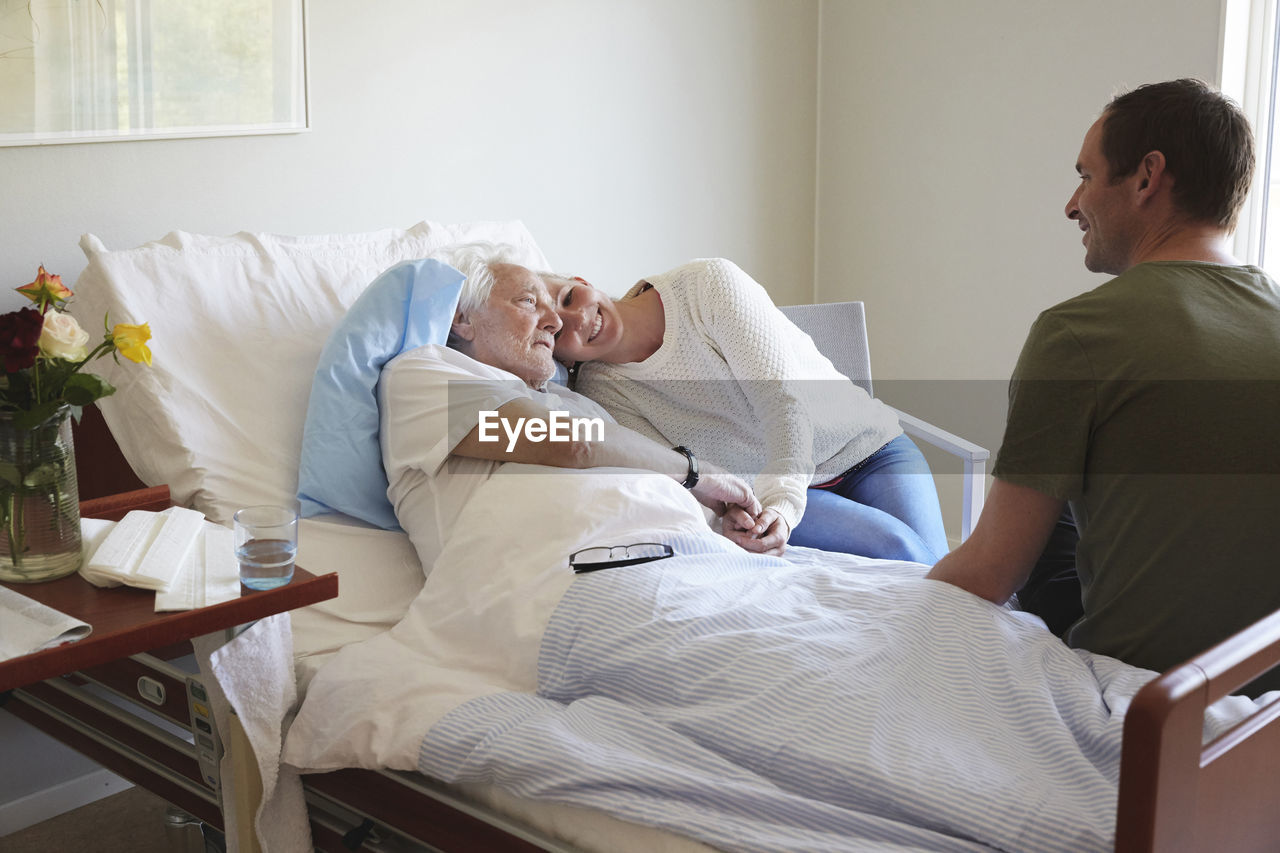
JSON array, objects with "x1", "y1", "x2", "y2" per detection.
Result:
[{"x1": 574, "y1": 258, "x2": 901, "y2": 531}]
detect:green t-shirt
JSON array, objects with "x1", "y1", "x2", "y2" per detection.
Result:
[{"x1": 994, "y1": 261, "x2": 1280, "y2": 693}]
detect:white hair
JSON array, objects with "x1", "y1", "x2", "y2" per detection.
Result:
[{"x1": 438, "y1": 241, "x2": 525, "y2": 318}]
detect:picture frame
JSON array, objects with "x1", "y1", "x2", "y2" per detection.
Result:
[{"x1": 0, "y1": 0, "x2": 308, "y2": 147}]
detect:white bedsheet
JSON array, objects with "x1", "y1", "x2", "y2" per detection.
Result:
[
  {"x1": 284, "y1": 466, "x2": 1271, "y2": 852},
  {"x1": 290, "y1": 513, "x2": 425, "y2": 692}
]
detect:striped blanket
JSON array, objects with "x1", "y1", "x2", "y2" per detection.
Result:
[{"x1": 419, "y1": 533, "x2": 1262, "y2": 852}]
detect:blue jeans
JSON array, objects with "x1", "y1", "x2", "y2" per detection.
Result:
[{"x1": 788, "y1": 435, "x2": 949, "y2": 564}]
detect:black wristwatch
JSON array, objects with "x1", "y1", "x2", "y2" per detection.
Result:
[{"x1": 672, "y1": 445, "x2": 699, "y2": 489}]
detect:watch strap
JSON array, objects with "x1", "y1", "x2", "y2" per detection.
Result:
[{"x1": 672, "y1": 445, "x2": 699, "y2": 489}]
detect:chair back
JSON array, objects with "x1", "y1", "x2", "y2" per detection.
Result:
[{"x1": 778, "y1": 301, "x2": 873, "y2": 395}]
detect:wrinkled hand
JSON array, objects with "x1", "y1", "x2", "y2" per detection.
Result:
[
  {"x1": 690, "y1": 461, "x2": 761, "y2": 520},
  {"x1": 722, "y1": 506, "x2": 789, "y2": 556}
]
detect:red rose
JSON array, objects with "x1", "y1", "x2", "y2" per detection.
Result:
[{"x1": 0, "y1": 307, "x2": 46, "y2": 373}]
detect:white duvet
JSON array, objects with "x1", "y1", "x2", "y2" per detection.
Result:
[
  {"x1": 284, "y1": 465, "x2": 1269, "y2": 852},
  {"x1": 284, "y1": 464, "x2": 716, "y2": 770}
]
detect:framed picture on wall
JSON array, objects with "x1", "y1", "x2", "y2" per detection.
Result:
[{"x1": 0, "y1": 0, "x2": 308, "y2": 146}]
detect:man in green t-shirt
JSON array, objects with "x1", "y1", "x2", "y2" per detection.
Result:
[{"x1": 927, "y1": 78, "x2": 1280, "y2": 696}]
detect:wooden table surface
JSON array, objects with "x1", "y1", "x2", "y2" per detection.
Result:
[{"x1": 0, "y1": 485, "x2": 338, "y2": 693}]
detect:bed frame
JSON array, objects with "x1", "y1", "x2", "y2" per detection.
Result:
[
  {"x1": 1116, "y1": 608, "x2": 1280, "y2": 852},
  {"x1": 11, "y1": 362, "x2": 1276, "y2": 852}
]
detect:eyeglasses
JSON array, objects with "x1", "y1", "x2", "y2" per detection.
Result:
[{"x1": 569, "y1": 542, "x2": 674, "y2": 574}]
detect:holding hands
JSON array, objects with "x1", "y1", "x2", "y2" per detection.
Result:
[
  {"x1": 722, "y1": 506, "x2": 789, "y2": 556},
  {"x1": 683, "y1": 456, "x2": 788, "y2": 557}
]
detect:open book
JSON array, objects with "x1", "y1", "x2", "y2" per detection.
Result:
[{"x1": 0, "y1": 585, "x2": 92, "y2": 662}]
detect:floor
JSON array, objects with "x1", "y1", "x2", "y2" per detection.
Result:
[{"x1": 0, "y1": 785, "x2": 199, "y2": 852}]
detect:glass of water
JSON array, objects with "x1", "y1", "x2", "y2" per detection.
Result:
[{"x1": 233, "y1": 505, "x2": 298, "y2": 590}]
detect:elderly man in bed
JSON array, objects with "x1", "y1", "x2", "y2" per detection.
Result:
[
  {"x1": 378, "y1": 242, "x2": 765, "y2": 563},
  {"x1": 927, "y1": 78, "x2": 1280, "y2": 696}
]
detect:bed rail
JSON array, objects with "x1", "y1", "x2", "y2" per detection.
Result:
[{"x1": 1116, "y1": 607, "x2": 1280, "y2": 852}]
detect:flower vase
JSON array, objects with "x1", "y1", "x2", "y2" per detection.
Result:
[{"x1": 0, "y1": 405, "x2": 82, "y2": 583}]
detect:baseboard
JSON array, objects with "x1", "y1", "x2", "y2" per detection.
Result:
[{"x1": 0, "y1": 769, "x2": 133, "y2": 837}]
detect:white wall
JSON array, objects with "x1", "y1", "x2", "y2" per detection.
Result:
[
  {"x1": 1, "y1": 0, "x2": 818, "y2": 310},
  {"x1": 0, "y1": 711, "x2": 132, "y2": 836},
  {"x1": 0, "y1": 0, "x2": 818, "y2": 829},
  {"x1": 816, "y1": 0, "x2": 1225, "y2": 447}
]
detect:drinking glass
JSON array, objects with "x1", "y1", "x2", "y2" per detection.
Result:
[{"x1": 233, "y1": 505, "x2": 297, "y2": 590}]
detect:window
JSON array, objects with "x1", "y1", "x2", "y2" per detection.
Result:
[
  {"x1": 1222, "y1": 0, "x2": 1280, "y2": 268},
  {"x1": 0, "y1": 0, "x2": 307, "y2": 146}
]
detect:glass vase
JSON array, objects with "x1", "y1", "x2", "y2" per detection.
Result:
[{"x1": 0, "y1": 405, "x2": 82, "y2": 583}]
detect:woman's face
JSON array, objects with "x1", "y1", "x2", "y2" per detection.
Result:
[{"x1": 544, "y1": 276, "x2": 624, "y2": 364}]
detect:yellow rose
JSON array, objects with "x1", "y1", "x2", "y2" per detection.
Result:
[
  {"x1": 39, "y1": 310, "x2": 91, "y2": 361},
  {"x1": 111, "y1": 322, "x2": 153, "y2": 366}
]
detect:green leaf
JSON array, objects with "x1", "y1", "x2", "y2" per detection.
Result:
[
  {"x1": 3, "y1": 371, "x2": 32, "y2": 409},
  {"x1": 0, "y1": 461, "x2": 21, "y2": 487},
  {"x1": 63, "y1": 373, "x2": 115, "y2": 406},
  {"x1": 39, "y1": 358, "x2": 76, "y2": 386},
  {"x1": 11, "y1": 402, "x2": 64, "y2": 430}
]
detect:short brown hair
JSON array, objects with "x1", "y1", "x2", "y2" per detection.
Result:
[{"x1": 1101, "y1": 78, "x2": 1254, "y2": 231}]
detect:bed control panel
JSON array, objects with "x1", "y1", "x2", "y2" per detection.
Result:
[{"x1": 186, "y1": 676, "x2": 222, "y2": 793}]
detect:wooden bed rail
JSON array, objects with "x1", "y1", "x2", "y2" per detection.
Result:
[{"x1": 1115, "y1": 608, "x2": 1280, "y2": 853}]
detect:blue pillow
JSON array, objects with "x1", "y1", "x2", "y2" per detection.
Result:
[{"x1": 297, "y1": 259, "x2": 466, "y2": 528}]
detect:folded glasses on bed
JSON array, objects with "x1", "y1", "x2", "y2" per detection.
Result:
[{"x1": 570, "y1": 542, "x2": 674, "y2": 573}]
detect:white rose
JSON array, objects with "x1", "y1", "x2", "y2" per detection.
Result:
[{"x1": 39, "y1": 310, "x2": 91, "y2": 361}]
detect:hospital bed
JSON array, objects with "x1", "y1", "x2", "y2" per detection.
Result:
[{"x1": 12, "y1": 221, "x2": 1279, "y2": 852}]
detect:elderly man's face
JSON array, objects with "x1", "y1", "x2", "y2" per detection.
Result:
[{"x1": 463, "y1": 263, "x2": 563, "y2": 388}]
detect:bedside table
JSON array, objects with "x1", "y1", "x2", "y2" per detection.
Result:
[{"x1": 0, "y1": 485, "x2": 338, "y2": 835}]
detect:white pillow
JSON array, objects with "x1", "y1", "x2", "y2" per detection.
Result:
[{"x1": 74, "y1": 221, "x2": 549, "y2": 524}]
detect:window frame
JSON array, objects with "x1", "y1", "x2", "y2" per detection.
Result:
[{"x1": 1222, "y1": 0, "x2": 1280, "y2": 266}]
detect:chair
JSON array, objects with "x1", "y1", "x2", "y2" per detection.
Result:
[{"x1": 779, "y1": 301, "x2": 988, "y2": 542}]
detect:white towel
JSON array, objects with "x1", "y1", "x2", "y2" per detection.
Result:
[
  {"x1": 0, "y1": 586, "x2": 92, "y2": 662},
  {"x1": 194, "y1": 614, "x2": 311, "y2": 853}
]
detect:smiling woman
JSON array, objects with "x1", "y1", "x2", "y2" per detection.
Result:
[
  {"x1": 541, "y1": 258, "x2": 952, "y2": 564},
  {"x1": 0, "y1": 0, "x2": 307, "y2": 145}
]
